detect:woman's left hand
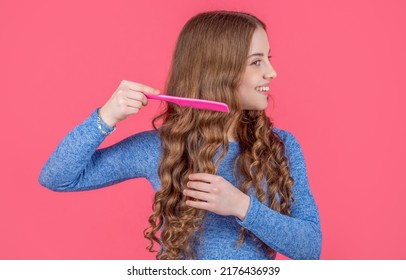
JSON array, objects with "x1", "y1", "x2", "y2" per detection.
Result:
[{"x1": 183, "y1": 173, "x2": 250, "y2": 220}]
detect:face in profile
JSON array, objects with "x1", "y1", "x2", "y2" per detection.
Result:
[{"x1": 237, "y1": 28, "x2": 277, "y2": 110}]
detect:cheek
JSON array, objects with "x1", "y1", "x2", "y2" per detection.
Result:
[
  {"x1": 239, "y1": 74, "x2": 256, "y2": 91},
  {"x1": 237, "y1": 70, "x2": 258, "y2": 104},
  {"x1": 242, "y1": 71, "x2": 258, "y2": 88},
  {"x1": 237, "y1": 82, "x2": 253, "y2": 106},
  {"x1": 238, "y1": 81, "x2": 256, "y2": 101}
]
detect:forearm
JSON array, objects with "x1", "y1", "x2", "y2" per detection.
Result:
[{"x1": 237, "y1": 196, "x2": 322, "y2": 260}]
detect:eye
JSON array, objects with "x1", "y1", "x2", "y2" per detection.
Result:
[{"x1": 251, "y1": 60, "x2": 261, "y2": 66}]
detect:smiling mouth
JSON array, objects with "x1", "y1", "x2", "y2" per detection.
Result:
[
  {"x1": 255, "y1": 86, "x2": 269, "y2": 95},
  {"x1": 255, "y1": 86, "x2": 269, "y2": 91}
]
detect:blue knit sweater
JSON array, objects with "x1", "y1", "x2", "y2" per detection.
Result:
[{"x1": 39, "y1": 108, "x2": 322, "y2": 260}]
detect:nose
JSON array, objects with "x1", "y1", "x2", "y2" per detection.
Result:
[{"x1": 264, "y1": 64, "x2": 277, "y2": 80}]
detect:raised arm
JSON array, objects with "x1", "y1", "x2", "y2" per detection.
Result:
[
  {"x1": 39, "y1": 109, "x2": 161, "y2": 191},
  {"x1": 39, "y1": 80, "x2": 161, "y2": 192}
]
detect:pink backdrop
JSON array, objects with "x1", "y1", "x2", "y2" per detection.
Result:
[{"x1": 1, "y1": 0, "x2": 405, "y2": 259}]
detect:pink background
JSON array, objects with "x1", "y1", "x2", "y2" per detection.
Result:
[{"x1": 1, "y1": 0, "x2": 405, "y2": 259}]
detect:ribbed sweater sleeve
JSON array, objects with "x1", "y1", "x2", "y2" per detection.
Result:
[
  {"x1": 236, "y1": 130, "x2": 322, "y2": 259},
  {"x1": 38, "y1": 108, "x2": 156, "y2": 191}
]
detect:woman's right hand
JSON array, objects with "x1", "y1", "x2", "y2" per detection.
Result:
[{"x1": 99, "y1": 80, "x2": 160, "y2": 127}]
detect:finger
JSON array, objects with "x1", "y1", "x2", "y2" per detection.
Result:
[
  {"x1": 126, "y1": 91, "x2": 148, "y2": 106},
  {"x1": 183, "y1": 189, "x2": 211, "y2": 202},
  {"x1": 123, "y1": 80, "x2": 160, "y2": 95},
  {"x1": 188, "y1": 173, "x2": 220, "y2": 183},
  {"x1": 124, "y1": 99, "x2": 144, "y2": 109},
  {"x1": 142, "y1": 95, "x2": 148, "y2": 106},
  {"x1": 187, "y1": 181, "x2": 211, "y2": 192},
  {"x1": 125, "y1": 106, "x2": 140, "y2": 115},
  {"x1": 185, "y1": 199, "x2": 210, "y2": 211}
]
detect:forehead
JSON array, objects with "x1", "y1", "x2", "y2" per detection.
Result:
[{"x1": 249, "y1": 28, "x2": 270, "y2": 52}]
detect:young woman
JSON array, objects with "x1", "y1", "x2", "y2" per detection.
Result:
[{"x1": 39, "y1": 11, "x2": 322, "y2": 260}]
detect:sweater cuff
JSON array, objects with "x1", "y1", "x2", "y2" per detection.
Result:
[
  {"x1": 236, "y1": 194, "x2": 261, "y2": 228},
  {"x1": 95, "y1": 108, "x2": 116, "y2": 134}
]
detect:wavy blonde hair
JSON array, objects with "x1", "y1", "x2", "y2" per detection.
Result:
[{"x1": 144, "y1": 11, "x2": 294, "y2": 259}]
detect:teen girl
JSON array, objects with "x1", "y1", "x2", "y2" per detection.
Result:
[{"x1": 39, "y1": 11, "x2": 322, "y2": 260}]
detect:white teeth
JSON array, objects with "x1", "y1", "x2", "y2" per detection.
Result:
[{"x1": 255, "y1": 86, "x2": 269, "y2": 92}]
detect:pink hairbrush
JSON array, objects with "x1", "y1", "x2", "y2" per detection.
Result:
[{"x1": 144, "y1": 94, "x2": 230, "y2": 113}]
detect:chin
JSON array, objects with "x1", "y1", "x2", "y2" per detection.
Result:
[
  {"x1": 244, "y1": 105, "x2": 267, "y2": 111},
  {"x1": 256, "y1": 102, "x2": 269, "y2": 110}
]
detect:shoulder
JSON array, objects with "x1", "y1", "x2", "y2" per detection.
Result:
[
  {"x1": 128, "y1": 129, "x2": 161, "y2": 147},
  {"x1": 131, "y1": 129, "x2": 160, "y2": 142},
  {"x1": 117, "y1": 129, "x2": 162, "y2": 164},
  {"x1": 117, "y1": 129, "x2": 161, "y2": 152},
  {"x1": 272, "y1": 127, "x2": 304, "y2": 163},
  {"x1": 272, "y1": 127, "x2": 300, "y2": 148}
]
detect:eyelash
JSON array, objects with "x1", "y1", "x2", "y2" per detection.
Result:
[{"x1": 252, "y1": 56, "x2": 272, "y2": 66}]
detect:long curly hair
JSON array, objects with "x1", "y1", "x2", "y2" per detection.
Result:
[{"x1": 143, "y1": 11, "x2": 294, "y2": 259}]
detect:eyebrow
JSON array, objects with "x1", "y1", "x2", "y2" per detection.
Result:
[{"x1": 248, "y1": 50, "x2": 271, "y2": 58}]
